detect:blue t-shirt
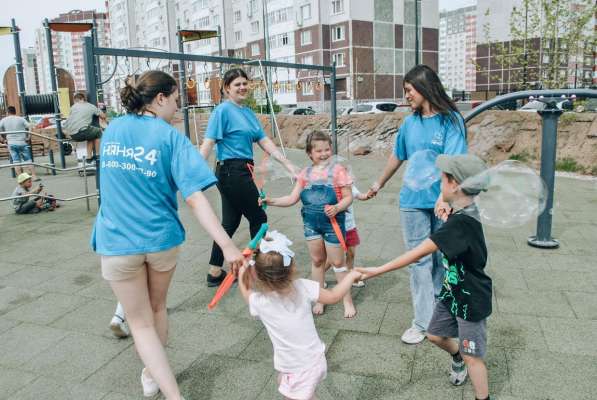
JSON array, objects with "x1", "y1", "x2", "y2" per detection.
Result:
[
  {"x1": 91, "y1": 114, "x2": 217, "y2": 256},
  {"x1": 204, "y1": 100, "x2": 266, "y2": 161},
  {"x1": 394, "y1": 112, "x2": 467, "y2": 209}
]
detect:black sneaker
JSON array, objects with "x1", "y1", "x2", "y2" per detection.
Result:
[{"x1": 207, "y1": 270, "x2": 227, "y2": 287}]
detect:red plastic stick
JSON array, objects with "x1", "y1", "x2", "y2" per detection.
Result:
[{"x1": 325, "y1": 206, "x2": 348, "y2": 252}]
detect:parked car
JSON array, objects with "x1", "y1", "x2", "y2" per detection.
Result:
[
  {"x1": 393, "y1": 104, "x2": 413, "y2": 113},
  {"x1": 350, "y1": 102, "x2": 400, "y2": 114},
  {"x1": 517, "y1": 99, "x2": 572, "y2": 112},
  {"x1": 284, "y1": 107, "x2": 316, "y2": 115},
  {"x1": 455, "y1": 101, "x2": 482, "y2": 113}
]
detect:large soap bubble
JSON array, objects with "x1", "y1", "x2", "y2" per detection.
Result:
[
  {"x1": 456, "y1": 160, "x2": 547, "y2": 228},
  {"x1": 403, "y1": 149, "x2": 441, "y2": 191}
]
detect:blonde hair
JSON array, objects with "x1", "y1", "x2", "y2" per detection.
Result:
[{"x1": 250, "y1": 250, "x2": 297, "y2": 295}]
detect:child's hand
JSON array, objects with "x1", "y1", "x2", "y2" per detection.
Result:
[
  {"x1": 348, "y1": 270, "x2": 365, "y2": 283},
  {"x1": 324, "y1": 204, "x2": 339, "y2": 217},
  {"x1": 355, "y1": 267, "x2": 382, "y2": 280},
  {"x1": 258, "y1": 196, "x2": 268, "y2": 207},
  {"x1": 356, "y1": 192, "x2": 368, "y2": 201}
]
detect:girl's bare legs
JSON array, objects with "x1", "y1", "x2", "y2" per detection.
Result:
[
  {"x1": 307, "y1": 239, "x2": 327, "y2": 315},
  {"x1": 326, "y1": 244, "x2": 356, "y2": 318},
  {"x1": 110, "y1": 266, "x2": 182, "y2": 400}
]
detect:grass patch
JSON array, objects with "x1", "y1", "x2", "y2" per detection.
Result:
[
  {"x1": 509, "y1": 151, "x2": 532, "y2": 162},
  {"x1": 559, "y1": 113, "x2": 577, "y2": 125},
  {"x1": 555, "y1": 158, "x2": 581, "y2": 172},
  {"x1": 590, "y1": 166, "x2": 597, "y2": 176}
]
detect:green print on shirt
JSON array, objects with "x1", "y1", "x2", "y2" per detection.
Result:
[{"x1": 439, "y1": 256, "x2": 471, "y2": 320}]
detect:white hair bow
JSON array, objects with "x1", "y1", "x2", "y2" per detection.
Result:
[{"x1": 259, "y1": 230, "x2": 295, "y2": 267}]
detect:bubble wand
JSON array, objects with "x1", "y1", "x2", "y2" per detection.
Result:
[{"x1": 207, "y1": 223, "x2": 269, "y2": 310}]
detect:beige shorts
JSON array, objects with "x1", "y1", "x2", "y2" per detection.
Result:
[{"x1": 101, "y1": 247, "x2": 180, "y2": 281}]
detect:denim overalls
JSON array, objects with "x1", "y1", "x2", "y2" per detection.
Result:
[{"x1": 300, "y1": 163, "x2": 346, "y2": 245}]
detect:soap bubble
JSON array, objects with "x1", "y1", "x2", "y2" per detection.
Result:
[
  {"x1": 456, "y1": 160, "x2": 547, "y2": 228},
  {"x1": 403, "y1": 149, "x2": 441, "y2": 191}
]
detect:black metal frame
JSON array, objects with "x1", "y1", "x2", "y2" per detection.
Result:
[{"x1": 464, "y1": 88, "x2": 597, "y2": 249}]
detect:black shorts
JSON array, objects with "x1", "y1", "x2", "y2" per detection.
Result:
[
  {"x1": 427, "y1": 300, "x2": 488, "y2": 358},
  {"x1": 71, "y1": 125, "x2": 102, "y2": 141}
]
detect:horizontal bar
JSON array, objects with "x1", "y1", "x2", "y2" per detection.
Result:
[
  {"x1": 465, "y1": 89, "x2": 597, "y2": 122},
  {"x1": 0, "y1": 193, "x2": 97, "y2": 202},
  {"x1": 93, "y1": 46, "x2": 333, "y2": 72},
  {"x1": 0, "y1": 130, "x2": 68, "y2": 143},
  {"x1": 0, "y1": 162, "x2": 90, "y2": 172}
]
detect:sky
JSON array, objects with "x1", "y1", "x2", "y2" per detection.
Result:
[
  {"x1": 2, "y1": 0, "x2": 476, "y2": 90},
  {"x1": 1, "y1": 0, "x2": 106, "y2": 90}
]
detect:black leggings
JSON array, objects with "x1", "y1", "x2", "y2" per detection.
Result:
[{"x1": 208, "y1": 159, "x2": 267, "y2": 268}]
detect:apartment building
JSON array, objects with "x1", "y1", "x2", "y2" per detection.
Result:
[
  {"x1": 438, "y1": 5, "x2": 476, "y2": 92},
  {"x1": 34, "y1": 9, "x2": 111, "y2": 97},
  {"x1": 475, "y1": 0, "x2": 595, "y2": 91},
  {"x1": 22, "y1": 47, "x2": 40, "y2": 94}
]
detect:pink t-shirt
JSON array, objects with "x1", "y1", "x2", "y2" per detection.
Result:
[{"x1": 297, "y1": 164, "x2": 353, "y2": 201}]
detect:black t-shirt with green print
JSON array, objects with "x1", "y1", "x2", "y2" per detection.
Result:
[{"x1": 430, "y1": 207, "x2": 492, "y2": 321}]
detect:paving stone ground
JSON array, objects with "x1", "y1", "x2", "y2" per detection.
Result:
[{"x1": 1, "y1": 149, "x2": 596, "y2": 399}]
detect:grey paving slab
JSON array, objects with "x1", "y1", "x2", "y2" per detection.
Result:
[
  {"x1": 495, "y1": 288, "x2": 576, "y2": 318},
  {"x1": 0, "y1": 262, "x2": 26, "y2": 278},
  {"x1": 489, "y1": 313, "x2": 548, "y2": 351},
  {"x1": 84, "y1": 344, "x2": 201, "y2": 397},
  {"x1": 564, "y1": 291, "x2": 597, "y2": 320},
  {"x1": 176, "y1": 355, "x2": 273, "y2": 400},
  {"x1": 506, "y1": 349, "x2": 597, "y2": 400},
  {"x1": 3, "y1": 292, "x2": 91, "y2": 325},
  {"x1": 326, "y1": 331, "x2": 415, "y2": 382},
  {"x1": 0, "y1": 286, "x2": 44, "y2": 316},
  {"x1": 0, "y1": 317, "x2": 20, "y2": 335},
  {"x1": 538, "y1": 317, "x2": 597, "y2": 356},
  {"x1": 0, "y1": 368, "x2": 37, "y2": 400},
  {"x1": 6, "y1": 377, "x2": 107, "y2": 400},
  {"x1": 0, "y1": 323, "x2": 69, "y2": 367},
  {"x1": 0, "y1": 266, "x2": 61, "y2": 289},
  {"x1": 50, "y1": 298, "x2": 123, "y2": 339},
  {"x1": 522, "y1": 269, "x2": 596, "y2": 292},
  {"x1": 32, "y1": 270, "x2": 98, "y2": 294},
  {"x1": 314, "y1": 298, "x2": 388, "y2": 334},
  {"x1": 20, "y1": 332, "x2": 130, "y2": 383}
]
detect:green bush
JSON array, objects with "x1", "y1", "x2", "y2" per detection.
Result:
[
  {"x1": 509, "y1": 151, "x2": 532, "y2": 162},
  {"x1": 555, "y1": 158, "x2": 581, "y2": 172}
]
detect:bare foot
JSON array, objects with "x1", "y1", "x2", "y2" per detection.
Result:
[
  {"x1": 312, "y1": 302, "x2": 325, "y2": 315},
  {"x1": 343, "y1": 299, "x2": 357, "y2": 319}
]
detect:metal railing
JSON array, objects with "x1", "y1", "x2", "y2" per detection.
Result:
[
  {"x1": 1, "y1": 129, "x2": 99, "y2": 210},
  {"x1": 464, "y1": 88, "x2": 597, "y2": 249}
]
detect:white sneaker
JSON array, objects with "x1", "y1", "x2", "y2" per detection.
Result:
[
  {"x1": 449, "y1": 359, "x2": 468, "y2": 385},
  {"x1": 401, "y1": 326, "x2": 426, "y2": 344},
  {"x1": 352, "y1": 280, "x2": 365, "y2": 288},
  {"x1": 109, "y1": 315, "x2": 130, "y2": 338},
  {"x1": 141, "y1": 368, "x2": 160, "y2": 397}
]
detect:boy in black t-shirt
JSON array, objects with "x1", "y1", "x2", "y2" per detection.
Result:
[{"x1": 358, "y1": 154, "x2": 491, "y2": 400}]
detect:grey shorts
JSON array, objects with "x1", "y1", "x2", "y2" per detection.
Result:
[{"x1": 427, "y1": 300, "x2": 487, "y2": 358}]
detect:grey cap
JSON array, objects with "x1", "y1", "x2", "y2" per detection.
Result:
[{"x1": 436, "y1": 154, "x2": 488, "y2": 194}]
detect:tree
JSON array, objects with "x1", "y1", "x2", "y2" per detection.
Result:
[
  {"x1": 476, "y1": 0, "x2": 596, "y2": 91},
  {"x1": 244, "y1": 86, "x2": 282, "y2": 114}
]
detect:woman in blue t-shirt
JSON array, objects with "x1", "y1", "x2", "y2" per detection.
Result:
[
  {"x1": 200, "y1": 68, "x2": 296, "y2": 287},
  {"x1": 365, "y1": 65, "x2": 467, "y2": 345},
  {"x1": 91, "y1": 71, "x2": 245, "y2": 400}
]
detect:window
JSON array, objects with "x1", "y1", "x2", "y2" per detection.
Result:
[
  {"x1": 301, "y1": 4, "x2": 312, "y2": 20},
  {"x1": 235, "y1": 31, "x2": 242, "y2": 41},
  {"x1": 248, "y1": 0, "x2": 257, "y2": 15},
  {"x1": 302, "y1": 82, "x2": 314, "y2": 95},
  {"x1": 332, "y1": 52, "x2": 345, "y2": 67},
  {"x1": 267, "y1": 7, "x2": 292, "y2": 25},
  {"x1": 251, "y1": 21, "x2": 259, "y2": 33},
  {"x1": 332, "y1": 25, "x2": 345, "y2": 41},
  {"x1": 251, "y1": 43, "x2": 260, "y2": 56},
  {"x1": 197, "y1": 16, "x2": 210, "y2": 28},
  {"x1": 234, "y1": 10, "x2": 241, "y2": 23},
  {"x1": 301, "y1": 30, "x2": 312, "y2": 46},
  {"x1": 302, "y1": 55, "x2": 314, "y2": 65},
  {"x1": 281, "y1": 33, "x2": 289, "y2": 46},
  {"x1": 331, "y1": 0, "x2": 344, "y2": 14},
  {"x1": 234, "y1": 49, "x2": 244, "y2": 58}
]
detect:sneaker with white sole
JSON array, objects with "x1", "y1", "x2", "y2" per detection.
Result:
[
  {"x1": 449, "y1": 359, "x2": 468, "y2": 386},
  {"x1": 109, "y1": 315, "x2": 130, "y2": 338},
  {"x1": 352, "y1": 280, "x2": 365, "y2": 288},
  {"x1": 401, "y1": 326, "x2": 426, "y2": 344},
  {"x1": 141, "y1": 368, "x2": 160, "y2": 397}
]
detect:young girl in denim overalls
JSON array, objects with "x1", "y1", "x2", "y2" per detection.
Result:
[{"x1": 264, "y1": 131, "x2": 357, "y2": 318}]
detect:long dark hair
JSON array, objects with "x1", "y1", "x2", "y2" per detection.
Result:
[
  {"x1": 120, "y1": 70, "x2": 177, "y2": 114},
  {"x1": 404, "y1": 65, "x2": 463, "y2": 129}
]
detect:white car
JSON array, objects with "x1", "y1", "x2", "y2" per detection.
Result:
[
  {"x1": 349, "y1": 102, "x2": 400, "y2": 114},
  {"x1": 518, "y1": 99, "x2": 572, "y2": 112}
]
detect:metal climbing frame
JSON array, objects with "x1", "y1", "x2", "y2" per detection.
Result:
[
  {"x1": 464, "y1": 88, "x2": 597, "y2": 250},
  {"x1": 81, "y1": 36, "x2": 339, "y2": 151}
]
